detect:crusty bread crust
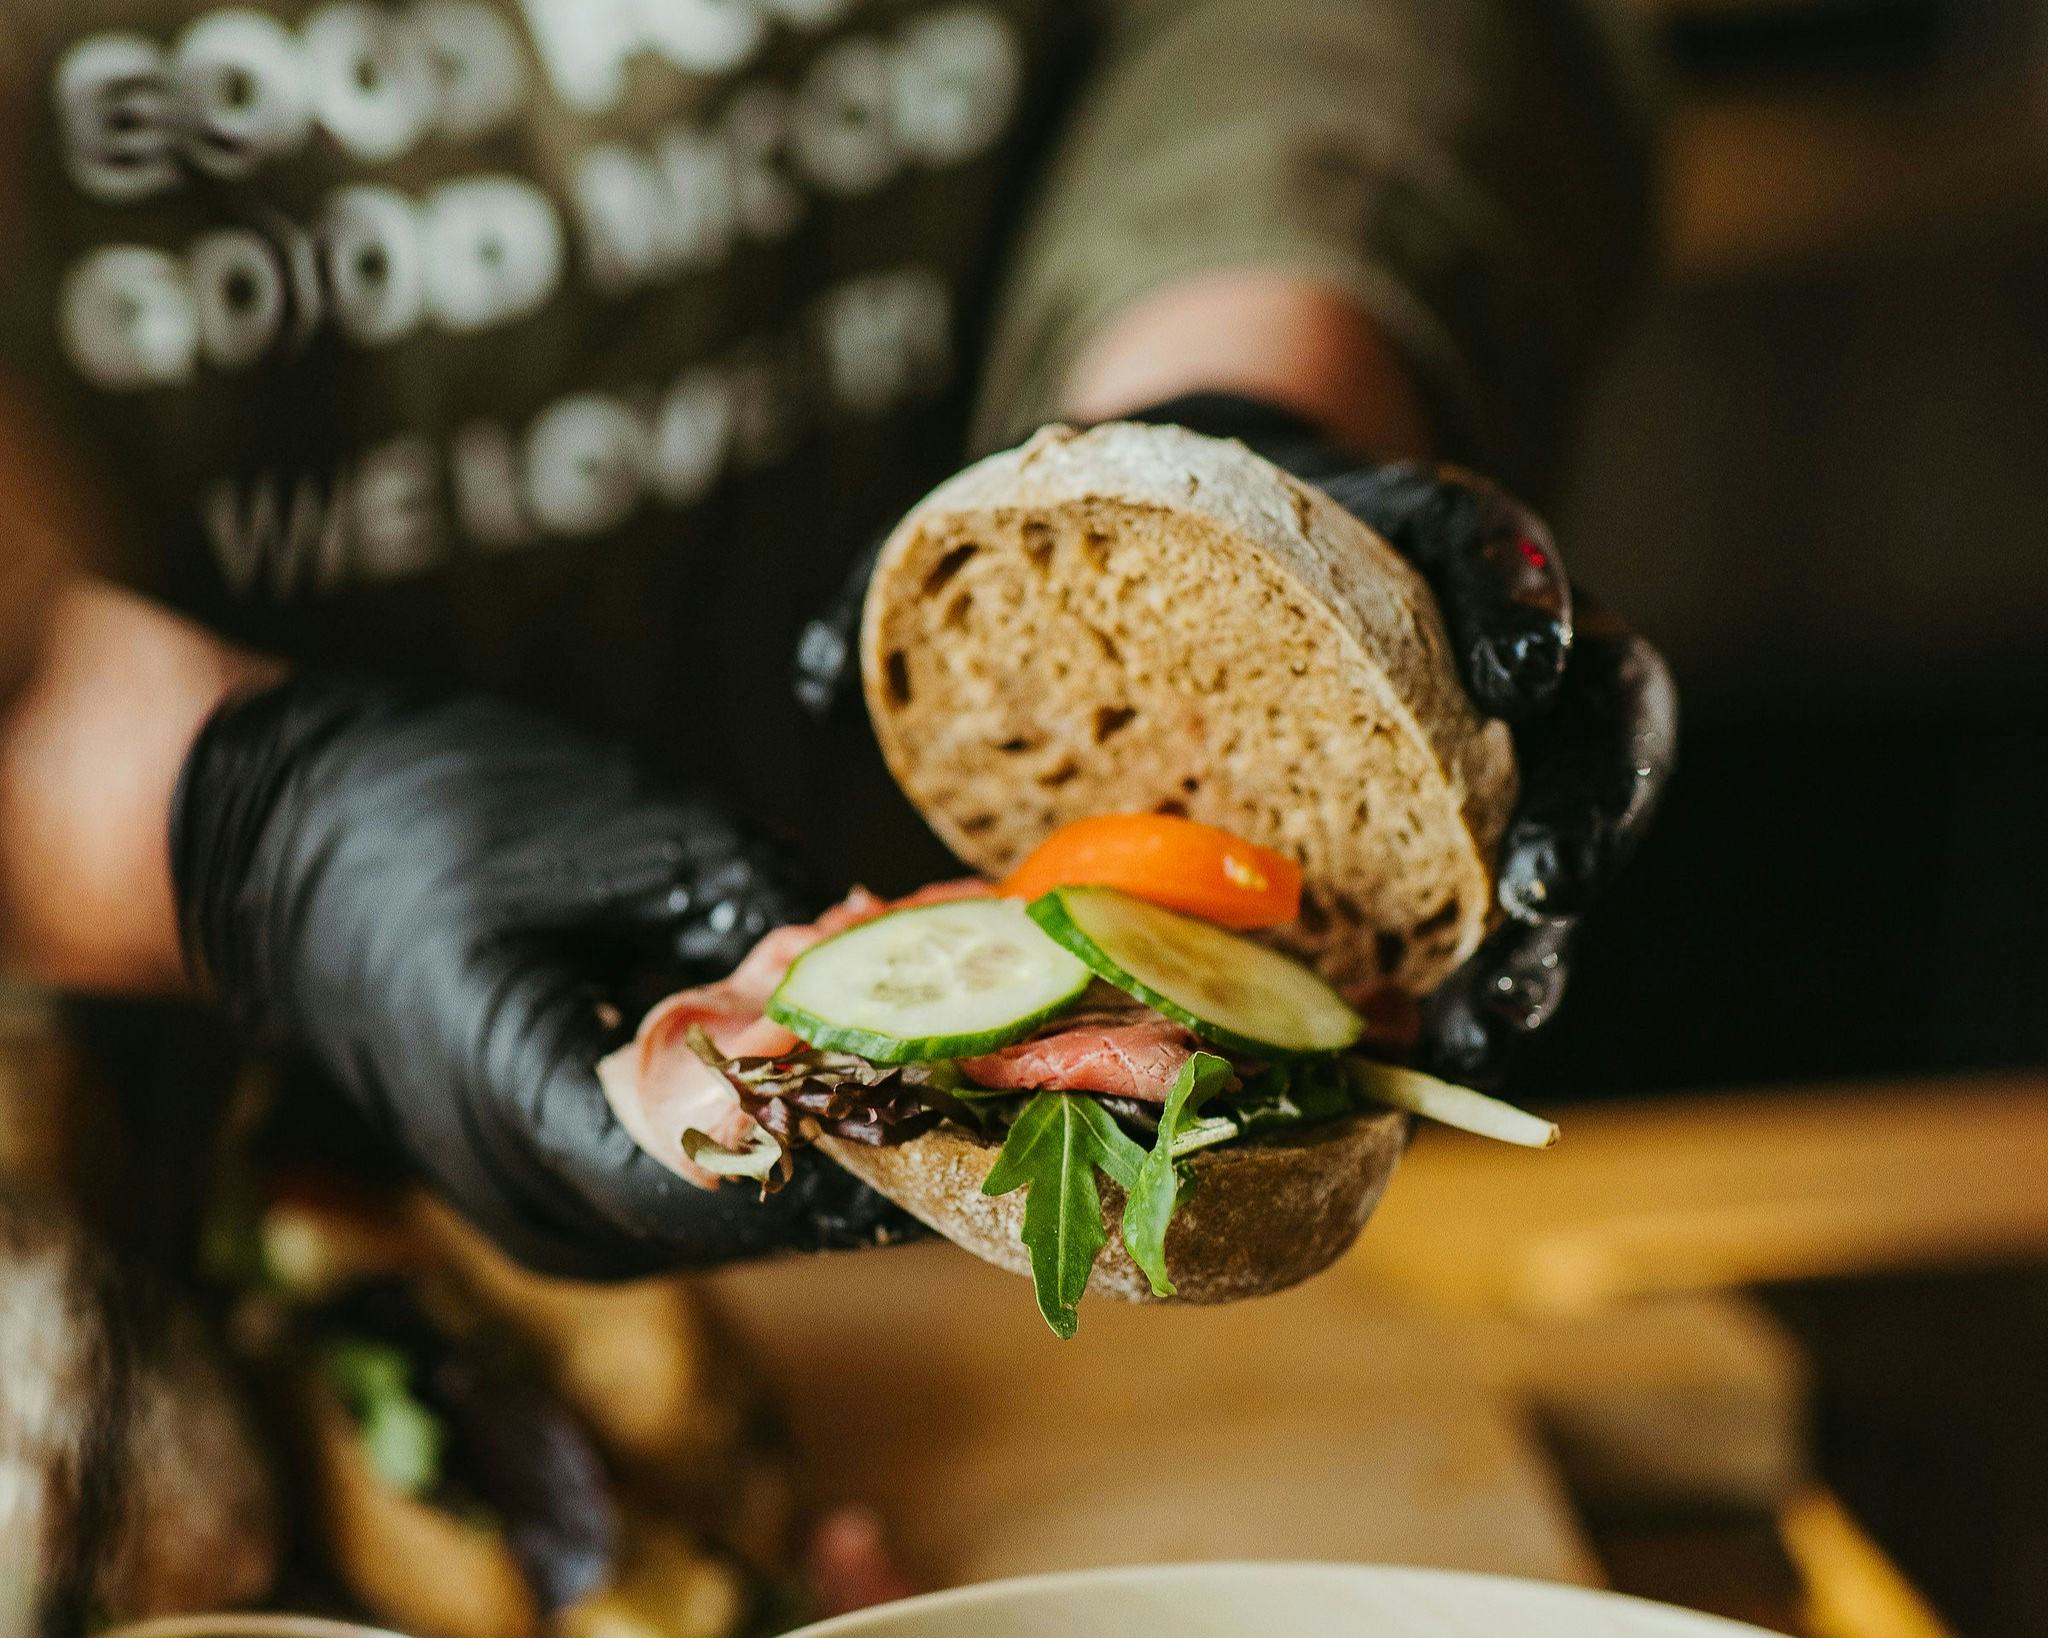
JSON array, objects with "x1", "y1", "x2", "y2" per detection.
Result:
[
  {"x1": 861, "y1": 422, "x2": 1517, "y2": 998},
  {"x1": 819, "y1": 1109, "x2": 1408, "y2": 1305}
]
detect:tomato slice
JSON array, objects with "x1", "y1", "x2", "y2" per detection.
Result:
[{"x1": 1000, "y1": 813, "x2": 1303, "y2": 929}]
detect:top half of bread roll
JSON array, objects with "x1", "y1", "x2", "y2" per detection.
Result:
[{"x1": 860, "y1": 422, "x2": 1517, "y2": 999}]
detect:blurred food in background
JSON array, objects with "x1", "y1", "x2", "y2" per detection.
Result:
[
  {"x1": 5, "y1": 2, "x2": 2048, "y2": 1635},
  {"x1": 0, "y1": 1029, "x2": 900, "y2": 1637},
  {"x1": 215, "y1": 1174, "x2": 778, "y2": 1638},
  {"x1": 0, "y1": 1189, "x2": 281, "y2": 1632}
]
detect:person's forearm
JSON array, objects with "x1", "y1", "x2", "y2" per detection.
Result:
[
  {"x1": 979, "y1": 0, "x2": 1656, "y2": 490},
  {"x1": 0, "y1": 391, "x2": 75, "y2": 709},
  {"x1": 0, "y1": 580, "x2": 276, "y2": 992},
  {"x1": 1057, "y1": 271, "x2": 1436, "y2": 462}
]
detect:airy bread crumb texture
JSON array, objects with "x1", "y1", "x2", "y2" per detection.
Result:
[{"x1": 863, "y1": 423, "x2": 1517, "y2": 997}]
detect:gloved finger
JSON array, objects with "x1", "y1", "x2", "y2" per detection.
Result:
[
  {"x1": 447, "y1": 982, "x2": 925, "y2": 1278},
  {"x1": 561, "y1": 822, "x2": 822, "y2": 985},
  {"x1": 280, "y1": 694, "x2": 808, "y2": 958},
  {"x1": 440, "y1": 1137, "x2": 927, "y2": 1282},
  {"x1": 1319, "y1": 463, "x2": 1573, "y2": 724},
  {"x1": 1495, "y1": 602, "x2": 1678, "y2": 923},
  {"x1": 483, "y1": 792, "x2": 825, "y2": 985},
  {"x1": 1418, "y1": 916, "x2": 1575, "y2": 1089},
  {"x1": 488, "y1": 1136, "x2": 929, "y2": 1281},
  {"x1": 794, "y1": 533, "x2": 889, "y2": 720},
  {"x1": 646, "y1": 845, "x2": 823, "y2": 979}
]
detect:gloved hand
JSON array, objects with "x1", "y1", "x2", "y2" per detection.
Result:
[
  {"x1": 1125, "y1": 393, "x2": 1678, "y2": 1085},
  {"x1": 796, "y1": 399, "x2": 1677, "y2": 1086},
  {"x1": 172, "y1": 675, "x2": 922, "y2": 1277}
]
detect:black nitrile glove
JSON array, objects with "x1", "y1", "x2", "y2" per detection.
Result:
[
  {"x1": 1127, "y1": 393, "x2": 1678, "y2": 1085},
  {"x1": 796, "y1": 400, "x2": 1676, "y2": 1086},
  {"x1": 172, "y1": 675, "x2": 921, "y2": 1278}
]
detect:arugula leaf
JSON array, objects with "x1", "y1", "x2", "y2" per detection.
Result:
[
  {"x1": 1079, "y1": 1096, "x2": 1148, "y2": 1191},
  {"x1": 1225, "y1": 1058, "x2": 1356, "y2": 1137},
  {"x1": 983, "y1": 1091, "x2": 1146, "y2": 1338},
  {"x1": 1122, "y1": 1052, "x2": 1234, "y2": 1297}
]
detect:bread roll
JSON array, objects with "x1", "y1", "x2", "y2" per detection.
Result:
[
  {"x1": 820, "y1": 1107, "x2": 1408, "y2": 1305},
  {"x1": 861, "y1": 422, "x2": 1517, "y2": 998}
]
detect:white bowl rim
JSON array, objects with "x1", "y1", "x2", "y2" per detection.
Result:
[
  {"x1": 783, "y1": 1560, "x2": 1788, "y2": 1637},
  {"x1": 99, "y1": 1618, "x2": 409, "y2": 1638}
]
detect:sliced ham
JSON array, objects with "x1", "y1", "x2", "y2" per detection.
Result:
[
  {"x1": 598, "y1": 880, "x2": 987, "y2": 1185},
  {"x1": 600, "y1": 876, "x2": 1223, "y2": 1188},
  {"x1": 597, "y1": 1033, "x2": 758, "y2": 1190},
  {"x1": 958, "y1": 1010, "x2": 1202, "y2": 1104}
]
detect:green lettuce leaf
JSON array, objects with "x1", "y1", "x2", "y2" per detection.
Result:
[
  {"x1": 982, "y1": 1091, "x2": 1145, "y2": 1338},
  {"x1": 680, "y1": 1123, "x2": 788, "y2": 1183},
  {"x1": 319, "y1": 1338, "x2": 445, "y2": 1497},
  {"x1": 1121, "y1": 1052, "x2": 1234, "y2": 1297},
  {"x1": 1233, "y1": 1059, "x2": 1352, "y2": 1128}
]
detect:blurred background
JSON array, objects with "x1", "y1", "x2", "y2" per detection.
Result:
[
  {"x1": 8, "y1": 1, "x2": 2048, "y2": 1635},
  {"x1": 1523, "y1": 0, "x2": 2048, "y2": 1630},
  {"x1": 1542, "y1": 0, "x2": 2048, "y2": 1103}
]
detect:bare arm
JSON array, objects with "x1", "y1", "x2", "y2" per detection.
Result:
[
  {"x1": 977, "y1": 0, "x2": 1657, "y2": 495},
  {"x1": 0, "y1": 54, "x2": 280, "y2": 995},
  {"x1": 0, "y1": 392, "x2": 274, "y2": 992},
  {"x1": 0, "y1": 581, "x2": 274, "y2": 993},
  {"x1": 0, "y1": 390, "x2": 69, "y2": 706},
  {"x1": 1059, "y1": 270, "x2": 1436, "y2": 461}
]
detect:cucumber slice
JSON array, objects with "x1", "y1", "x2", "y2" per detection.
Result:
[
  {"x1": 1342, "y1": 1058, "x2": 1559, "y2": 1148},
  {"x1": 1028, "y1": 886, "x2": 1364, "y2": 1058},
  {"x1": 767, "y1": 898, "x2": 1091, "y2": 1063}
]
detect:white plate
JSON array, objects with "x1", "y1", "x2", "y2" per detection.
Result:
[{"x1": 786, "y1": 1562, "x2": 1786, "y2": 1637}]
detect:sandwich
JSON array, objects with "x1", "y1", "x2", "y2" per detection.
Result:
[{"x1": 602, "y1": 423, "x2": 1559, "y2": 1338}]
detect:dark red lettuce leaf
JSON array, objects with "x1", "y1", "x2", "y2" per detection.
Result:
[{"x1": 721, "y1": 1051, "x2": 972, "y2": 1151}]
